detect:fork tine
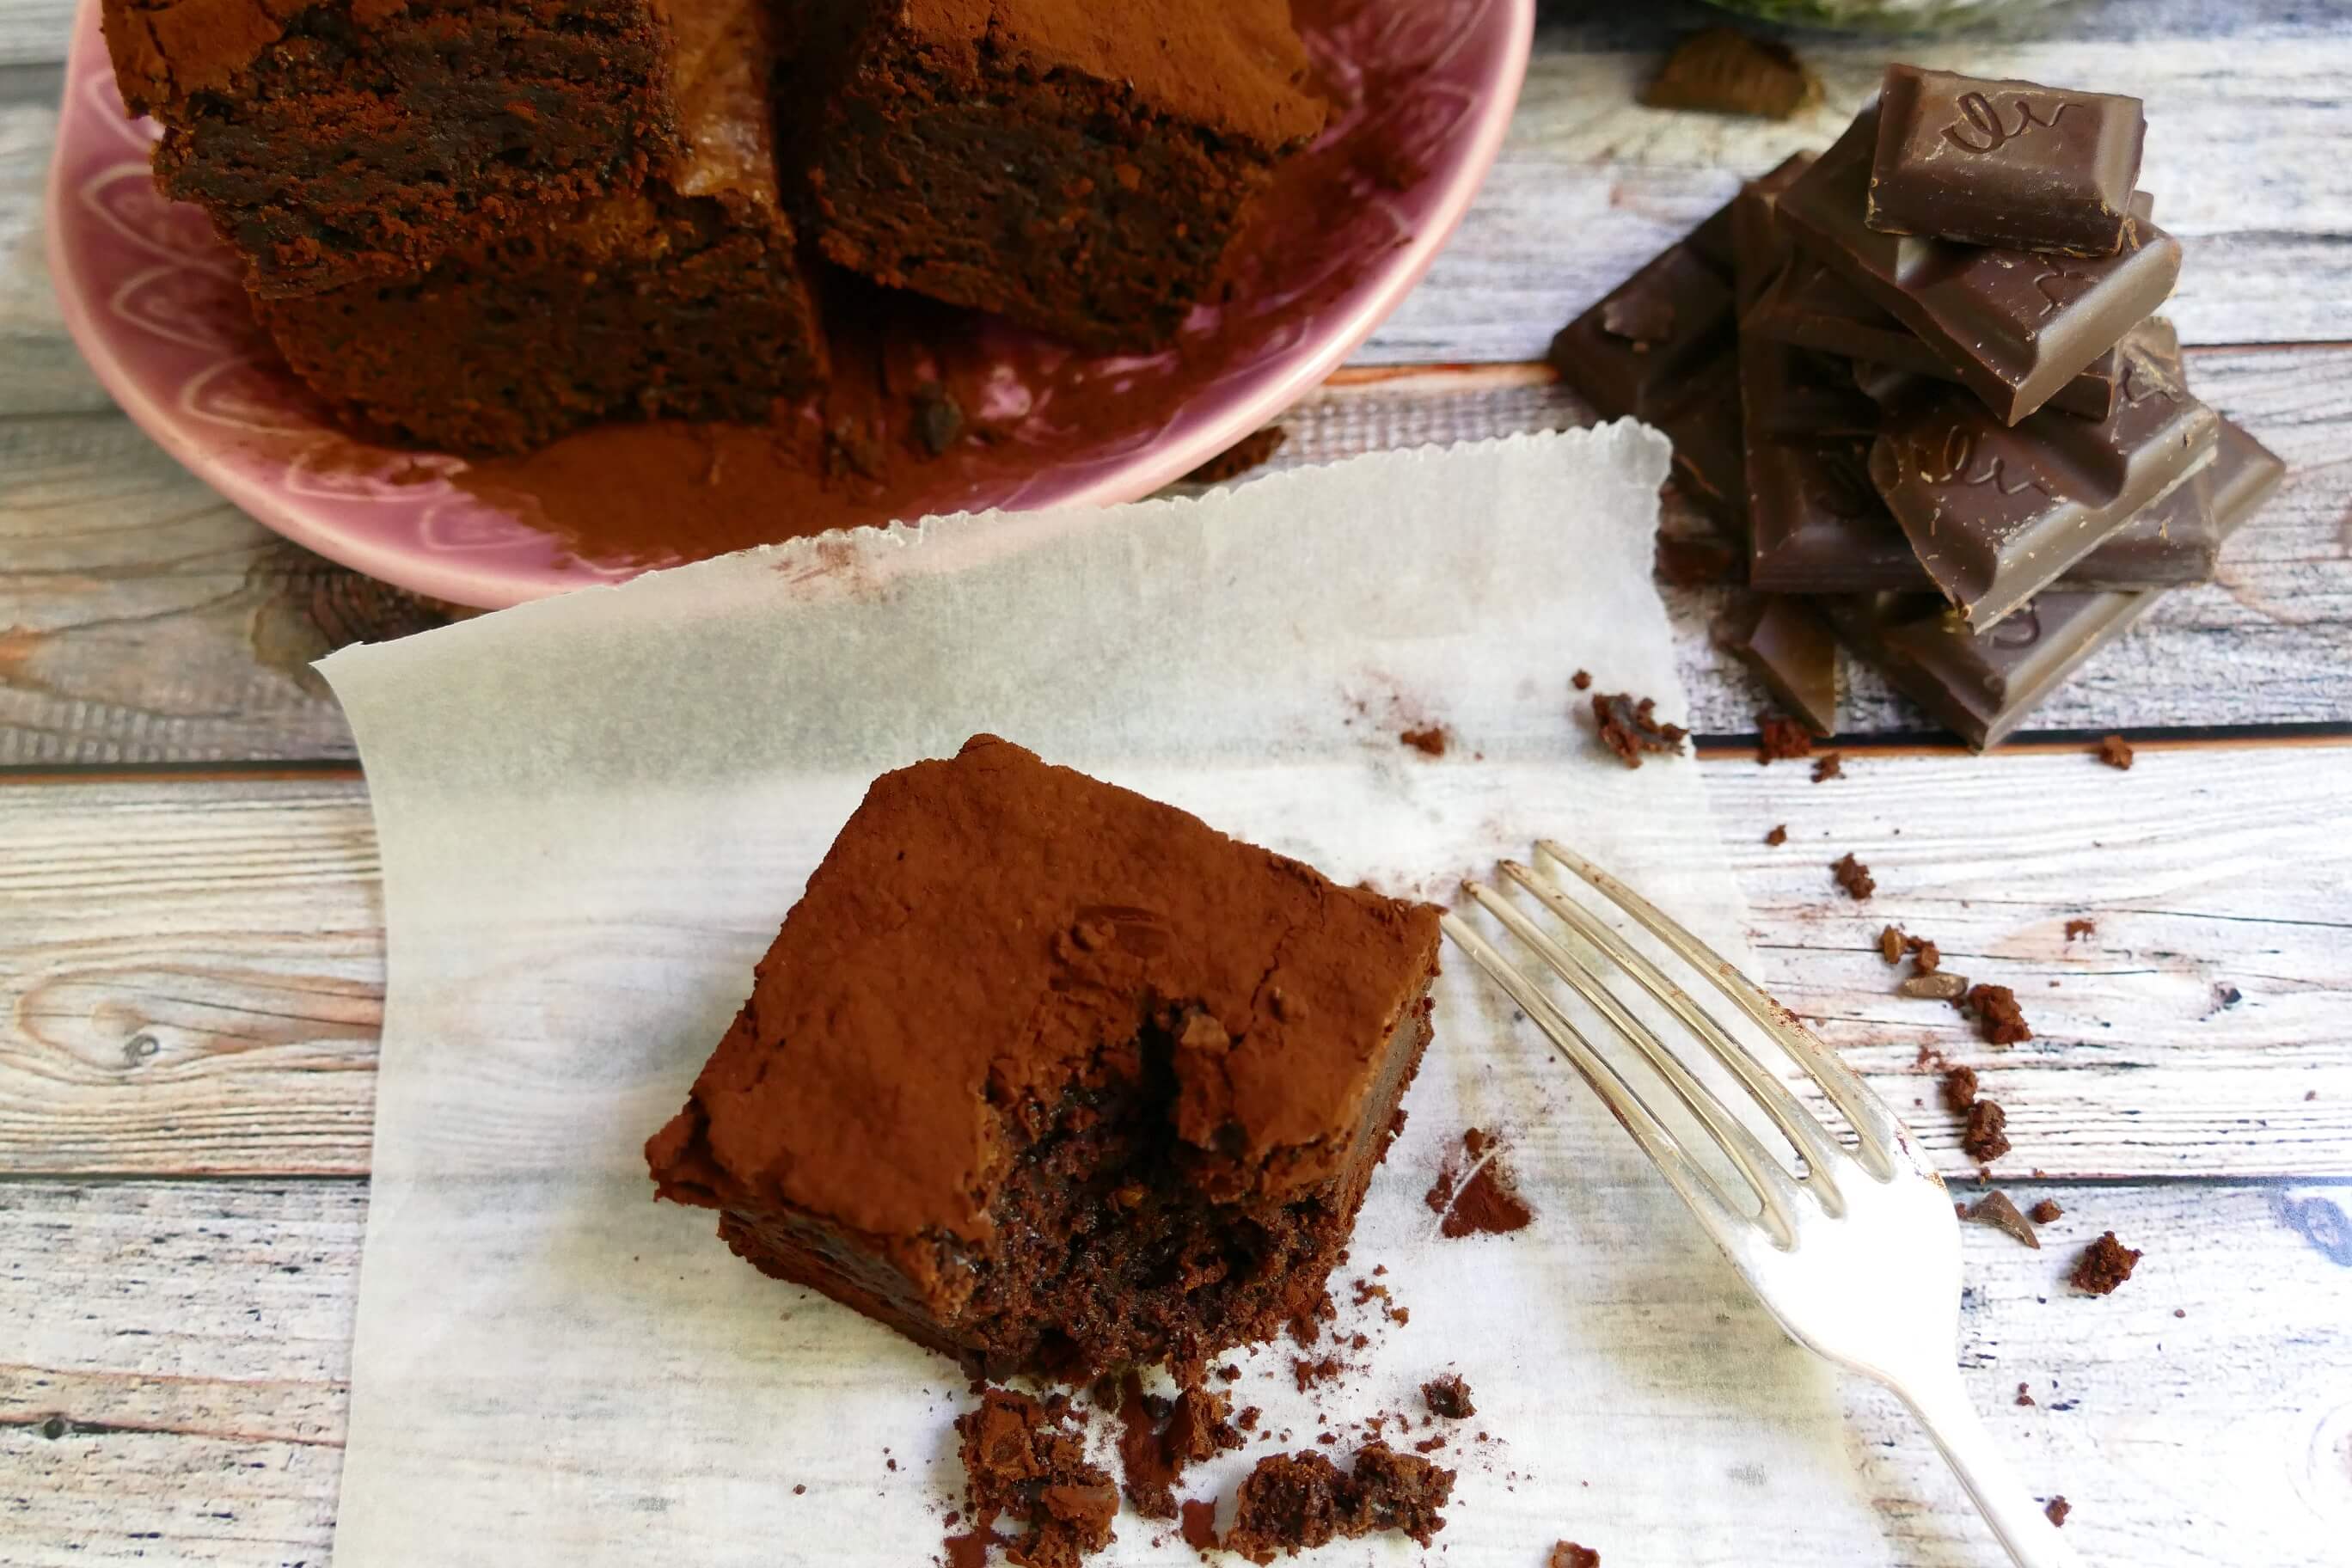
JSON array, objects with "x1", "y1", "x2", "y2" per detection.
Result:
[
  {"x1": 1438, "y1": 909, "x2": 1756, "y2": 1251},
  {"x1": 1499, "y1": 858, "x2": 1850, "y2": 1213},
  {"x1": 1463, "y1": 877, "x2": 1805, "y2": 1246},
  {"x1": 1535, "y1": 840, "x2": 1904, "y2": 1179}
]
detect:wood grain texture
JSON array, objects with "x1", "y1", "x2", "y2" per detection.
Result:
[
  {"x1": 5, "y1": 1173, "x2": 2346, "y2": 1565},
  {"x1": 5, "y1": 753, "x2": 2346, "y2": 1180},
  {"x1": 6, "y1": 343, "x2": 2348, "y2": 765}
]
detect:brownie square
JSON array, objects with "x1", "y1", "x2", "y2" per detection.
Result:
[
  {"x1": 101, "y1": 0, "x2": 680, "y2": 297},
  {"x1": 646, "y1": 736, "x2": 1442, "y2": 1381},
  {"x1": 253, "y1": 0, "x2": 826, "y2": 455},
  {"x1": 789, "y1": 0, "x2": 1326, "y2": 352}
]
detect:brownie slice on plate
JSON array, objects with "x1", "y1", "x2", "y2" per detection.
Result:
[
  {"x1": 252, "y1": 0, "x2": 826, "y2": 455},
  {"x1": 101, "y1": 0, "x2": 680, "y2": 297},
  {"x1": 789, "y1": 0, "x2": 1327, "y2": 352},
  {"x1": 646, "y1": 736, "x2": 1441, "y2": 1381}
]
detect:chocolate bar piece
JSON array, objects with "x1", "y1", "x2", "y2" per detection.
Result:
[
  {"x1": 1857, "y1": 319, "x2": 2221, "y2": 590},
  {"x1": 1824, "y1": 419, "x2": 2282, "y2": 749},
  {"x1": 1865, "y1": 319, "x2": 2219, "y2": 628},
  {"x1": 1867, "y1": 66, "x2": 2145, "y2": 257},
  {"x1": 1745, "y1": 254, "x2": 2121, "y2": 420},
  {"x1": 1780, "y1": 104, "x2": 2180, "y2": 426},
  {"x1": 1548, "y1": 196, "x2": 1751, "y2": 533},
  {"x1": 1717, "y1": 595, "x2": 1841, "y2": 736}
]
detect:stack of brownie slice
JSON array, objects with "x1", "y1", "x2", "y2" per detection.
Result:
[
  {"x1": 100, "y1": 0, "x2": 1325, "y2": 455},
  {"x1": 1551, "y1": 65, "x2": 2286, "y2": 748}
]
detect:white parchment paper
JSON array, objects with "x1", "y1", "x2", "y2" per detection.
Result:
[{"x1": 320, "y1": 429, "x2": 1890, "y2": 1566}]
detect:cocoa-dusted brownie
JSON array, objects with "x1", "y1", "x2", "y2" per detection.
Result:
[
  {"x1": 789, "y1": 0, "x2": 1327, "y2": 351},
  {"x1": 646, "y1": 736, "x2": 1441, "y2": 1381},
  {"x1": 254, "y1": 0, "x2": 825, "y2": 455},
  {"x1": 101, "y1": 0, "x2": 679, "y2": 297}
]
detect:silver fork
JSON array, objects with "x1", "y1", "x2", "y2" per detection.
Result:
[{"x1": 1442, "y1": 840, "x2": 2081, "y2": 1568}]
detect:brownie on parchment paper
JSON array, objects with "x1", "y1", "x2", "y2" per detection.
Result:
[{"x1": 646, "y1": 736, "x2": 1441, "y2": 1382}]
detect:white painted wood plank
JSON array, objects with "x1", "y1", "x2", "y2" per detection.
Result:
[
  {"x1": 3, "y1": 1174, "x2": 2345, "y2": 1565},
  {"x1": 3, "y1": 750, "x2": 2347, "y2": 1179},
  {"x1": 4, "y1": 345, "x2": 2349, "y2": 766},
  {"x1": 0, "y1": 1, "x2": 72, "y2": 67}
]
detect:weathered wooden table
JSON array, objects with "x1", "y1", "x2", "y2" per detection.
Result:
[{"x1": 4, "y1": 3, "x2": 2348, "y2": 1564}]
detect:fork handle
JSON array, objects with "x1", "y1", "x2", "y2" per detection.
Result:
[{"x1": 1896, "y1": 1369, "x2": 2087, "y2": 1568}]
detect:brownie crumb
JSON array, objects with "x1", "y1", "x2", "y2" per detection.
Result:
[
  {"x1": 1961, "y1": 1099, "x2": 2011, "y2": 1163},
  {"x1": 1962, "y1": 1191, "x2": 2040, "y2": 1248},
  {"x1": 1118, "y1": 1375, "x2": 1241, "y2": 1519},
  {"x1": 1758, "y1": 714, "x2": 1814, "y2": 763},
  {"x1": 1592, "y1": 692, "x2": 1689, "y2": 769},
  {"x1": 1965, "y1": 984, "x2": 2033, "y2": 1046},
  {"x1": 1902, "y1": 971, "x2": 1968, "y2": 1001},
  {"x1": 1237, "y1": 1406, "x2": 1261, "y2": 1432},
  {"x1": 1424, "y1": 1129, "x2": 1534, "y2": 1239},
  {"x1": 1400, "y1": 726, "x2": 1449, "y2": 758},
  {"x1": 1912, "y1": 940, "x2": 1942, "y2": 975},
  {"x1": 2064, "y1": 918, "x2": 2097, "y2": 942},
  {"x1": 1940, "y1": 1066, "x2": 1979, "y2": 1112},
  {"x1": 2015, "y1": 1382, "x2": 2036, "y2": 1406},
  {"x1": 1571, "y1": 669, "x2": 1593, "y2": 691},
  {"x1": 2030, "y1": 1198, "x2": 2063, "y2": 1224},
  {"x1": 1878, "y1": 925, "x2": 1906, "y2": 965},
  {"x1": 1831, "y1": 853, "x2": 1876, "y2": 901},
  {"x1": 1292, "y1": 1357, "x2": 1342, "y2": 1393},
  {"x1": 1179, "y1": 1498, "x2": 1219, "y2": 1551},
  {"x1": 956, "y1": 1387, "x2": 1118, "y2": 1568},
  {"x1": 1764, "y1": 824, "x2": 1788, "y2": 846},
  {"x1": 1811, "y1": 751, "x2": 1844, "y2": 783},
  {"x1": 1222, "y1": 1445, "x2": 1455, "y2": 1563},
  {"x1": 2045, "y1": 1497, "x2": 2072, "y2": 1528},
  {"x1": 1183, "y1": 426, "x2": 1287, "y2": 485},
  {"x1": 1551, "y1": 1543, "x2": 1602, "y2": 1568},
  {"x1": 1641, "y1": 27, "x2": 1822, "y2": 120},
  {"x1": 2096, "y1": 735, "x2": 2135, "y2": 770},
  {"x1": 2070, "y1": 1233, "x2": 2141, "y2": 1295},
  {"x1": 1421, "y1": 1375, "x2": 1475, "y2": 1421}
]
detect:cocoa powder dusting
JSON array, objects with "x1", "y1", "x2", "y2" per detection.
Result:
[{"x1": 1424, "y1": 1129, "x2": 1534, "y2": 1239}]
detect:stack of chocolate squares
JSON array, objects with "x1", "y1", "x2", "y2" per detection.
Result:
[{"x1": 1552, "y1": 65, "x2": 2286, "y2": 748}]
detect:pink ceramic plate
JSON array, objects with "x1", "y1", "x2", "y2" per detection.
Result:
[{"x1": 49, "y1": 0, "x2": 1533, "y2": 609}]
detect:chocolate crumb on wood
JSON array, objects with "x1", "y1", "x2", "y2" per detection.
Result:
[
  {"x1": 2097, "y1": 734, "x2": 2135, "y2": 770},
  {"x1": 1902, "y1": 971, "x2": 1967, "y2": 1001},
  {"x1": 1400, "y1": 726, "x2": 1449, "y2": 758},
  {"x1": 1966, "y1": 984, "x2": 2033, "y2": 1045},
  {"x1": 1758, "y1": 714, "x2": 1814, "y2": 763},
  {"x1": 1962, "y1": 1099, "x2": 2011, "y2": 1163},
  {"x1": 2065, "y1": 917, "x2": 2098, "y2": 941},
  {"x1": 1963, "y1": 1191, "x2": 2040, "y2": 1248},
  {"x1": 1811, "y1": 751, "x2": 1844, "y2": 782},
  {"x1": 1591, "y1": 693, "x2": 1689, "y2": 769},
  {"x1": 2045, "y1": 1498, "x2": 2072, "y2": 1527},
  {"x1": 2071, "y1": 1232, "x2": 2142, "y2": 1295},
  {"x1": 2030, "y1": 1198, "x2": 2063, "y2": 1224},
  {"x1": 1940, "y1": 1066, "x2": 1979, "y2": 1112},
  {"x1": 1831, "y1": 853, "x2": 1876, "y2": 900},
  {"x1": 1182, "y1": 426, "x2": 1288, "y2": 485},
  {"x1": 2015, "y1": 1382, "x2": 2036, "y2": 1406},
  {"x1": 1879, "y1": 925, "x2": 1907, "y2": 964},
  {"x1": 1222, "y1": 1444, "x2": 1455, "y2": 1562},
  {"x1": 1640, "y1": 28, "x2": 1822, "y2": 120},
  {"x1": 955, "y1": 1387, "x2": 1118, "y2": 1568},
  {"x1": 1571, "y1": 669, "x2": 1593, "y2": 690},
  {"x1": 1552, "y1": 1543, "x2": 1602, "y2": 1568},
  {"x1": 1765, "y1": 824, "x2": 1789, "y2": 846}
]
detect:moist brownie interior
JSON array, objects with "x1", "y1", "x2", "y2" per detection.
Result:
[{"x1": 646, "y1": 735, "x2": 1441, "y2": 1381}]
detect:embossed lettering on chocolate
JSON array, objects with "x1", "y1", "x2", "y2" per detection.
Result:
[
  {"x1": 1867, "y1": 65, "x2": 2145, "y2": 257},
  {"x1": 645, "y1": 737, "x2": 1442, "y2": 1381},
  {"x1": 1779, "y1": 103, "x2": 2179, "y2": 426}
]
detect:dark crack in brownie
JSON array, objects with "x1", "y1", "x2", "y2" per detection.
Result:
[
  {"x1": 253, "y1": 0, "x2": 826, "y2": 454},
  {"x1": 646, "y1": 736, "x2": 1442, "y2": 1381},
  {"x1": 101, "y1": 0, "x2": 680, "y2": 297},
  {"x1": 787, "y1": 0, "x2": 1327, "y2": 351}
]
